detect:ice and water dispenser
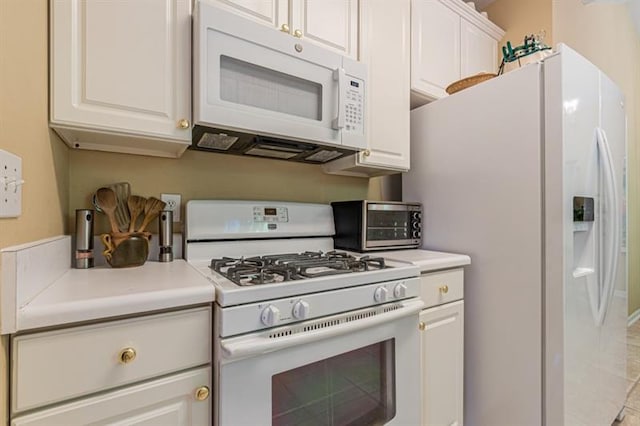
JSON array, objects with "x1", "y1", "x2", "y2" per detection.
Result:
[{"x1": 572, "y1": 196, "x2": 595, "y2": 278}]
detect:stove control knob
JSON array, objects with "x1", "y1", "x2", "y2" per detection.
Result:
[
  {"x1": 374, "y1": 286, "x2": 388, "y2": 303},
  {"x1": 292, "y1": 300, "x2": 311, "y2": 319},
  {"x1": 412, "y1": 230, "x2": 421, "y2": 239},
  {"x1": 261, "y1": 305, "x2": 281, "y2": 327},
  {"x1": 393, "y1": 282, "x2": 407, "y2": 299}
]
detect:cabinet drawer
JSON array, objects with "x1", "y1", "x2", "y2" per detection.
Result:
[
  {"x1": 12, "y1": 306, "x2": 211, "y2": 413},
  {"x1": 12, "y1": 367, "x2": 211, "y2": 426},
  {"x1": 420, "y1": 269, "x2": 464, "y2": 308}
]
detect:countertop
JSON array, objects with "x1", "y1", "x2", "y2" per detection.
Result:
[
  {"x1": 376, "y1": 249, "x2": 471, "y2": 272},
  {"x1": 1, "y1": 236, "x2": 214, "y2": 334}
]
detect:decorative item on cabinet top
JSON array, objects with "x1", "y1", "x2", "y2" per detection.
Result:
[
  {"x1": 91, "y1": 186, "x2": 166, "y2": 268},
  {"x1": 498, "y1": 31, "x2": 552, "y2": 74},
  {"x1": 445, "y1": 72, "x2": 497, "y2": 94}
]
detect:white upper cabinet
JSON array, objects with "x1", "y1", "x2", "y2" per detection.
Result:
[
  {"x1": 50, "y1": 0, "x2": 192, "y2": 158},
  {"x1": 461, "y1": 18, "x2": 498, "y2": 77},
  {"x1": 292, "y1": 0, "x2": 359, "y2": 59},
  {"x1": 201, "y1": 0, "x2": 289, "y2": 29},
  {"x1": 411, "y1": 0, "x2": 461, "y2": 101},
  {"x1": 206, "y1": 0, "x2": 359, "y2": 59},
  {"x1": 323, "y1": 0, "x2": 411, "y2": 177},
  {"x1": 411, "y1": 0, "x2": 504, "y2": 107}
]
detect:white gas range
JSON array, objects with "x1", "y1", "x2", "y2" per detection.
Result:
[{"x1": 185, "y1": 200, "x2": 423, "y2": 426}]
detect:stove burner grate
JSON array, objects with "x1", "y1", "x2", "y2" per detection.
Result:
[{"x1": 209, "y1": 251, "x2": 387, "y2": 286}]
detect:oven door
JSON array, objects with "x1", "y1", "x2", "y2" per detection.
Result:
[
  {"x1": 215, "y1": 299, "x2": 423, "y2": 426},
  {"x1": 365, "y1": 204, "x2": 420, "y2": 249},
  {"x1": 194, "y1": 2, "x2": 366, "y2": 150}
]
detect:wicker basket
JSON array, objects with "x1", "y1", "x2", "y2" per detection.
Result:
[{"x1": 445, "y1": 72, "x2": 497, "y2": 95}]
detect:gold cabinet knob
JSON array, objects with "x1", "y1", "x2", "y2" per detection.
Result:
[
  {"x1": 439, "y1": 285, "x2": 449, "y2": 294},
  {"x1": 280, "y1": 24, "x2": 290, "y2": 33},
  {"x1": 419, "y1": 321, "x2": 426, "y2": 331},
  {"x1": 363, "y1": 149, "x2": 371, "y2": 157},
  {"x1": 177, "y1": 119, "x2": 190, "y2": 129},
  {"x1": 119, "y1": 347, "x2": 137, "y2": 364},
  {"x1": 293, "y1": 29, "x2": 303, "y2": 38},
  {"x1": 195, "y1": 386, "x2": 210, "y2": 401}
]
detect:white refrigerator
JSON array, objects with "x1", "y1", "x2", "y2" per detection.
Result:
[{"x1": 404, "y1": 44, "x2": 627, "y2": 426}]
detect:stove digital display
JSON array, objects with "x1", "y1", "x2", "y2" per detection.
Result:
[{"x1": 253, "y1": 206, "x2": 289, "y2": 223}]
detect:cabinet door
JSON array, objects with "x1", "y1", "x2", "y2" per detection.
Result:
[
  {"x1": 358, "y1": 0, "x2": 410, "y2": 170},
  {"x1": 322, "y1": 0, "x2": 410, "y2": 176},
  {"x1": 419, "y1": 301, "x2": 464, "y2": 426},
  {"x1": 291, "y1": 0, "x2": 359, "y2": 59},
  {"x1": 411, "y1": 0, "x2": 460, "y2": 100},
  {"x1": 12, "y1": 368, "x2": 211, "y2": 426},
  {"x1": 203, "y1": 0, "x2": 288, "y2": 29},
  {"x1": 460, "y1": 18, "x2": 498, "y2": 78},
  {"x1": 50, "y1": 0, "x2": 191, "y2": 143}
]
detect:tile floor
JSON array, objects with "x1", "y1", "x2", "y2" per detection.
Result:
[{"x1": 614, "y1": 320, "x2": 640, "y2": 425}]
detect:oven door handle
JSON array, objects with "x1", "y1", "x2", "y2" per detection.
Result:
[{"x1": 220, "y1": 299, "x2": 425, "y2": 360}]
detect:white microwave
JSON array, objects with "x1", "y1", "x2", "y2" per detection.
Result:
[{"x1": 193, "y1": 2, "x2": 367, "y2": 164}]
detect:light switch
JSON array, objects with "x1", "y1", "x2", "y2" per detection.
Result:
[{"x1": 0, "y1": 150, "x2": 23, "y2": 218}]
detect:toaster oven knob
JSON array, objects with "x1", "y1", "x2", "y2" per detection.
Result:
[
  {"x1": 393, "y1": 283, "x2": 407, "y2": 299},
  {"x1": 292, "y1": 300, "x2": 311, "y2": 319},
  {"x1": 374, "y1": 286, "x2": 388, "y2": 303},
  {"x1": 261, "y1": 305, "x2": 281, "y2": 327},
  {"x1": 412, "y1": 212, "x2": 422, "y2": 221},
  {"x1": 412, "y1": 230, "x2": 421, "y2": 239}
]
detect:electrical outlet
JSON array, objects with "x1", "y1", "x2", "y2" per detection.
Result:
[
  {"x1": 0, "y1": 149, "x2": 23, "y2": 218},
  {"x1": 161, "y1": 193, "x2": 181, "y2": 222}
]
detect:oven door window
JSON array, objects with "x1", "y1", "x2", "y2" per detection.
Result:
[
  {"x1": 272, "y1": 339, "x2": 396, "y2": 425},
  {"x1": 367, "y1": 210, "x2": 410, "y2": 241}
]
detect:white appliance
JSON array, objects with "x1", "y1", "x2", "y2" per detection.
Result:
[
  {"x1": 185, "y1": 200, "x2": 423, "y2": 426},
  {"x1": 192, "y1": 2, "x2": 367, "y2": 164},
  {"x1": 404, "y1": 44, "x2": 627, "y2": 425}
]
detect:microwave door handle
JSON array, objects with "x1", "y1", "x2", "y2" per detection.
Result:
[{"x1": 332, "y1": 67, "x2": 346, "y2": 130}]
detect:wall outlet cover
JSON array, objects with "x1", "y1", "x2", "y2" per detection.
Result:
[
  {"x1": 161, "y1": 193, "x2": 181, "y2": 222},
  {"x1": 0, "y1": 150, "x2": 23, "y2": 218}
]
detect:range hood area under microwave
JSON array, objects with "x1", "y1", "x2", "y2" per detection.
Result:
[{"x1": 192, "y1": 2, "x2": 368, "y2": 164}]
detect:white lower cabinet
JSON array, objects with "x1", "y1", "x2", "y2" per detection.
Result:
[
  {"x1": 12, "y1": 367, "x2": 211, "y2": 426},
  {"x1": 10, "y1": 306, "x2": 212, "y2": 425},
  {"x1": 419, "y1": 270, "x2": 464, "y2": 426}
]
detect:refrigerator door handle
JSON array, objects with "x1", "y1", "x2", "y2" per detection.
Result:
[{"x1": 595, "y1": 127, "x2": 620, "y2": 326}]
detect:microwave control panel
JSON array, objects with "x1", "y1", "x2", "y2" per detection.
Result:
[
  {"x1": 344, "y1": 78, "x2": 364, "y2": 134},
  {"x1": 253, "y1": 206, "x2": 289, "y2": 223}
]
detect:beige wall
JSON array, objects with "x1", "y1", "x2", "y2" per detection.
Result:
[
  {"x1": 68, "y1": 150, "x2": 372, "y2": 234},
  {"x1": 0, "y1": 0, "x2": 71, "y2": 423},
  {"x1": 552, "y1": 0, "x2": 640, "y2": 316},
  {"x1": 483, "y1": 0, "x2": 553, "y2": 54}
]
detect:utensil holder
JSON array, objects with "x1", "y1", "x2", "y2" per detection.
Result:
[{"x1": 101, "y1": 232, "x2": 150, "y2": 268}]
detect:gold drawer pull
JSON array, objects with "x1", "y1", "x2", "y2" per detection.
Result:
[
  {"x1": 195, "y1": 386, "x2": 210, "y2": 401},
  {"x1": 419, "y1": 321, "x2": 426, "y2": 331},
  {"x1": 177, "y1": 118, "x2": 190, "y2": 129},
  {"x1": 439, "y1": 285, "x2": 449, "y2": 294},
  {"x1": 119, "y1": 347, "x2": 137, "y2": 364}
]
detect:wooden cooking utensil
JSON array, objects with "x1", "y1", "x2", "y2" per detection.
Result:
[
  {"x1": 127, "y1": 195, "x2": 147, "y2": 233},
  {"x1": 95, "y1": 187, "x2": 122, "y2": 235},
  {"x1": 137, "y1": 197, "x2": 167, "y2": 232}
]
